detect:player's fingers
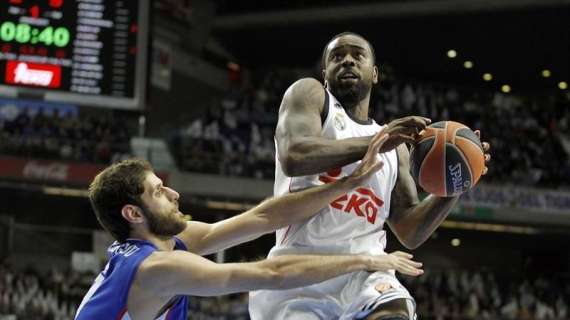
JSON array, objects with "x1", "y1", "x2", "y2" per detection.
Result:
[
  {"x1": 393, "y1": 251, "x2": 413, "y2": 259},
  {"x1": 398, "y1": 264, "x2": 424, "y2": 276},
  {"x1": 398, "y1": 134, "x2": 416, "y2": 144},
  {"x1": 482, "y1": 167, "x2": 488, "y2": 175},
  {"x1": 370, "y1": 161, "x2": 384, "y2": 173},
  {"x1": 474, "y1": 130, "x2": 481, "y2": 138},
  {"x1": 408, "y1": 260, "x2": 423, "y2": 268},
  {"x1": 482, "y1": 142, "x2": 490, "y2": 151},
  {"x1": 410, "y1": 116, "x2": 431, "y2": 128},
  {"x1": 371, "y1": 134, "x2": 389, "y2": 154},
  {"x1": 368, "y1": 130, "x2": 388, "y2": 153},
  {"x1": 485, "y1": 154, "x2": 491, "y2": 162}
]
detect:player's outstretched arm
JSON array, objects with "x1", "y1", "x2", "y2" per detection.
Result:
[
  {"x1": 135, "y1": 250, "x2": 423, "y2": 298},
  {"x1": 179, "y1": 130, "x2": 389, "y2": 256},
  {"x1": 387, "y1": 134, "x2": 491, "y2": 249},
  {"x1": 276, "y1": 78, "x2": 430, "y2": 177}
]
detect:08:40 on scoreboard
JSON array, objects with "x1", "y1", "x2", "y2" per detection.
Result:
[
  {"x1": 0, "y1": 0, "x2": 150, "y2": 110},
  {"x1": 0, "y1": 22, "x2": 71, "y2": 47}
]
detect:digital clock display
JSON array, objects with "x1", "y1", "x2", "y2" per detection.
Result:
[
  {"x1": 0, "y1": 0, "x2": 150, "y2": 110},
  {"x1": 0, "y1": 22, "x2": 71, "y2": 47}
]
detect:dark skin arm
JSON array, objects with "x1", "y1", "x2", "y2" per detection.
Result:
[
  {"x1": 276, "y1": 78, "x2": 430, "y2": 177},
  {"x1": 387, "y1": 135, "x2": 491, "y2": 249}
]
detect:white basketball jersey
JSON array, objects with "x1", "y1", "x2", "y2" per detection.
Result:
[{"x1": 271, "y1": 88, "x2": 399, "y2": 257}]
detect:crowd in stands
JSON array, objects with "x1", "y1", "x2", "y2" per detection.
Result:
[
  {"x1": 171, "y1": 69, "x2": 570, "y2": 188},
  {"x1": 0, "y1": 263, "x2": 91, "y2": 320},
  {"x1": 0, "y1": 106, "x2": 133, "y2": 165},
  {"x1": 404, "y1": 269, "x2": 569, "y2": 320},
  {"x1": 0, "y1": 70, "x2": 567, "y2": 189},
  {"x1": 1, "y1": 261, "x2": 567, "y2": 319}
]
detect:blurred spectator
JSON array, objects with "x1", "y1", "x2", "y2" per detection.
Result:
[{"x1": 0, "y1": 108, "x2": 133, "y2": 165}]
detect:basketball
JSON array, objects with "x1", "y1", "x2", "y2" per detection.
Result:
[{"x1": 410, "y1": 121, "x2": 485, "y2": 197}]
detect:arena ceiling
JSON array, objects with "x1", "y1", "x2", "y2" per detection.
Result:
[{"x1": 212, "y1": 0, "x2": 570, "y2": 92}]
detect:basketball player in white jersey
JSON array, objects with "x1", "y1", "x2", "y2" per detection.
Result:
[{"x1": 249, "y1": 32, "x2": 491, "y2": 320}]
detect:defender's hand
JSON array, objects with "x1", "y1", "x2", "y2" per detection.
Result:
[
  {"x1": 474, "y1": 130, "x2": 491, "y2": 175},
  {"x1": 382, "y1": 116, "x2": 431, "y2": 152},
  {"x1": 347, "y1": 130, "x2": 389, "y2": 187},
  {"x1": 366, "y1": 251, "x2": 424, "y2": 276}
]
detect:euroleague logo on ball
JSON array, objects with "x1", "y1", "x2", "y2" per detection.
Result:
[{"x1": 448, "y1": 163, "x2": 471, "y2": 194}]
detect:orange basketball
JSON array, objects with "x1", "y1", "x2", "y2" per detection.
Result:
[{"x1": 410, "y1": 121, "x2": 485, "y2": 197}]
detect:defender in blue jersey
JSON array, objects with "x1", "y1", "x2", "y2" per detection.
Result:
[{"x1": 75, "y1": 140, "x2": 425, "y2": 320}]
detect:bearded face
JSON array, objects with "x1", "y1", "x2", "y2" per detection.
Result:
[{"x1": 138, "y1": 172, "x2": 187, "y2": 237}]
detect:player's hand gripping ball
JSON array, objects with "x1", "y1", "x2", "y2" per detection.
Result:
[{"x1": 410, "y1": 121, "x2": 485, "y2": 197}]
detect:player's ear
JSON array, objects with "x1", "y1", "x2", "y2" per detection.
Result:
[
  {"x1": 373, "y1": 65, "x2": 379, "y2": 84},
  {"x1": 121, "y1": 205, "x2": 144, "y2": 224}
]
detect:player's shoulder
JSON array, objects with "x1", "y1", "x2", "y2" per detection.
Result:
[
  {"x1": 138, "y1": 250, "x2": 184, "y2": 271},
  {"x1": 134, "y1": 251, "x2": 189, "y2": 296},
  {"x1": 282, "y1": 78, "x2": 326, "y2": 113}
]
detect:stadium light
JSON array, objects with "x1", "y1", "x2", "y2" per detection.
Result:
[
  {"x1": 463, "y1": 60, "x2": 473, "y2": 69},
  {"x1": 501, "y1": 84, "x2": 511, "y2": 93},
  {"x1": 541, "y1": 69, "x2": 552, "y2": 78},
  {"x1": 483, "y1": 73, "x2": 493, "y2": 81},
  {"x1": 559, "y1": 81, "x2": 568, "y2": 90},
  {"x1": 447, "y1": 49, "x2": 457, "y2": 58}
]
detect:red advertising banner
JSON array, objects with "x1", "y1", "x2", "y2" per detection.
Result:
[
  {"x1": 5, "y1": 61, "x2": 62, "y2": 88},
  {"x1": 0, "y1": 156, "x2": 168, "y2": 186}
]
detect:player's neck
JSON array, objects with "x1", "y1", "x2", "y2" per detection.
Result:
[
  {"x1": 344, "y1": 95, "x2": 371, "y2": 123},
  {"x1": 130, "y1": 229, "x2": 176, "y2": 251}
]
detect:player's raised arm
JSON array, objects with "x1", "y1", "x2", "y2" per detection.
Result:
[
  {"x1": 135, "y1": 250, "x2": 423, "y2": 298},
  {"x1": 179, "y1": 130, "x2": 390, "y2": 256},
  {"x1": 276, "y1": 77, "x2": 371, "y2": 176}
]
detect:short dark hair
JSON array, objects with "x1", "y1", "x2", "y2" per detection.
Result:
[
  {"x1": 88, "y1": 159, "x2": 153, "y2": 242},
  {"x1": 321, "y1": 31, "x2": 376, "y2": 69}
]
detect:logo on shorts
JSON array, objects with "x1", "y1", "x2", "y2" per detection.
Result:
[
  {"x1": 375, "y1": 283, "x2": 393, "y2": 293},
  {"x1": 333, "y1": 113, "x2": 346, "y2": 131},
  {"x1": 319, "y1": 168, "x2": 384, "y2": 225}
]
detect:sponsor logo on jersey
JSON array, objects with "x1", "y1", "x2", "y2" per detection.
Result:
[{"x1": 319, "y1": 168, "x2": 384, "y2": 225}]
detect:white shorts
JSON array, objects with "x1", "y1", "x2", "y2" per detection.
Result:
[{"x1": 249, "y1": 270, "x2": 416, "y2": 320}]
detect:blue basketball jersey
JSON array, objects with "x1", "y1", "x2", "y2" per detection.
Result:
[{"x1": 75, "y1": 238, "x2": 189, "y2": 320}]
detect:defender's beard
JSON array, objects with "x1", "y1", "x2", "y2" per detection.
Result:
[{"x1": 142, "y1": 205, "x2": 186, "y2": 237}]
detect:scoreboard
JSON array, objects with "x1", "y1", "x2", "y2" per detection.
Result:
[{"x1": 0, "y1": 0, "x2": 150, "y2": 110}]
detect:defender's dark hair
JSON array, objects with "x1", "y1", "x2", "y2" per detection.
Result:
[{"x1": 88, "y1": 159, "x2": 153, "y2": 242}]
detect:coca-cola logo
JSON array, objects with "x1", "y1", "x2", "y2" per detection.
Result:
[
  {"x1": 5, "y1": 61, "x2": 62, "y2": 88},
  {"x1": 23, "y1": 161, "x2": 69, "y2": 181}
]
